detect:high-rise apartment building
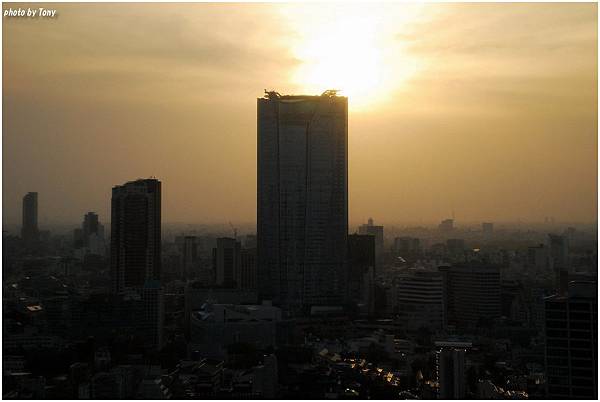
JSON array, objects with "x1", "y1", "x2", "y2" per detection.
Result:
[
  {"x1": 21, "y1": 192, "x2": 39, "y2": 245},
  {"x1": 110, "y1": 178, "x2": 161, "y2": 293},
  {"x1": 257, "y1": 90, "x2": 348, "y2": 313}
]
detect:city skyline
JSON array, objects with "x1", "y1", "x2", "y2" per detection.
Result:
[
  {"x1": 2, "y1": 3, "x2": 597, "y2": 400},
  {"x1": 3, "y1": 2, "x2": 597, "y2": 226}
]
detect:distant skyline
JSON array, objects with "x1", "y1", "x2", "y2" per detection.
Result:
[{"x1": 3, "y1": 3, "x2": 598, "y2": 226}]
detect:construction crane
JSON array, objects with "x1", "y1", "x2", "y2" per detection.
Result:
[{"x1": 228, "y1": 222, "x2": 237, "y2": 240}]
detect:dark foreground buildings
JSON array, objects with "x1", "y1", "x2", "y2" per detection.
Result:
[{"x1": 257, "y1": 90, "x2": 348, "y2": 313}]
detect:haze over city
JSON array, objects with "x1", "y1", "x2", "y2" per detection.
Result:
[{"x1": 3, "y1": 2, "x2": 597, "y2": 226}]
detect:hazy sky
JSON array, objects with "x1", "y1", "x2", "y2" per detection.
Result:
[{"x1": 3, "y1": 2, "x2": 597, "y2": 226}]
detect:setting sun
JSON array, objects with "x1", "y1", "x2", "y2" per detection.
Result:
[{"x1": 282, "y1": 4, "x2": 422, "y2": 110}]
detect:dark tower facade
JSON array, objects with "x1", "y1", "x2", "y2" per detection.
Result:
[
  {"x1": 110, "y1": 179, "x2": 161, "y2": 293},
  {"x1": 21, "y1": 192, "x2": 39, "y2": 245},
  {"x1": 257, "y1": 91, "x2": 348, "y2": 313}
]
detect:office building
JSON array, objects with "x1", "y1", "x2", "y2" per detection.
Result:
[
  {"x1": 182, "y1": 236, "x2": 199, "y2": 279},
  {"x1": 21, "y1": 192, "x2": 39, "y2": 245},
  {"x1": 358, "y1": 218, "x2": 384, "y2": 259},
  {"x1": 240, "y1": 247, "x2": 257, "y2": 290},
  {"x1": 441, "y1": 264, "x2": 501, "y2": 328},
  {"x1": 257, "y1": 90, "x2": 348, "y2": 312},
  {"x1": 110, "y1": 178, "x2": 161, "y2": 293},
  {"x1": 545, "y1": 281, "x2": 597, "y2": 399},
  {"x1": 82, "y1": 212, "x2": 99, "y2": 244},
  {"x1": 213, "y1": 237, "x2": 241, "y2": 287},
  {"x1": 75, "y1": 212, "x2": 105, "y2": 255},
  {"x1": 347, "y1": 234, "x2": 376, "y2": 314},
  {"x1": 394, "y1": 269, "x2": 444, "y2": 331},
  {"x1": 393, "y1": 237, "x2": 421, "y2": 257}
]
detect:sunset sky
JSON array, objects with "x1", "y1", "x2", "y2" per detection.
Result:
[{"x1": 3, "y1": 2, "x2": 598, "y2": 226}]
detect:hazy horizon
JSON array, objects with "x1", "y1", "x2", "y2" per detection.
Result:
[{"x1": 3, "y1": 3, "x2": 598, "y2": 226}]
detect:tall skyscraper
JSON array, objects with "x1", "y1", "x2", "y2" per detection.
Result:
[
  {"x1": 257, "y1": 90, "x2": 348, "y2": 312},
  {"x1": 545, "y1": 281, "x2": 597, "y2": 399},
  {"x1": 21, "y1": 192, "x2": 39, "y2": 245},
  {"x1": 110, "y1": 178, "x2": 161, "y2": 293}
]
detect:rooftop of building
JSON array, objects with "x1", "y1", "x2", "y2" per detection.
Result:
[{"x1": 260, "y1": 89, "x2": 347, "y2": 100}]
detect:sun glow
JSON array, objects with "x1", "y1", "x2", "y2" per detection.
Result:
[{"x1": 282, "y1": 4, "x2": 421, "y2": 110}]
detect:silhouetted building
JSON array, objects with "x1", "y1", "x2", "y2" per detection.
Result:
[
  {"x1": 257, "y1": 91, "x2": 348, "y2": 313},
  {"x1": 141, "y1": 280, "x2": 164, "y2": 350},
  {"x1": 213, "y1": 237, "x2": 241, "y2": 287},
  {"x1": 358, "y1": 218, "x2": 384, "y2": 260},
  {"x1": 110, "y1": 178, "x2": 161, "y2": 293},
  {"x1": 82, "y1": 212, "x2": 99, "y2": 244},
  {"x1": 441, "y1": 264, "x2": 501, "y2": 328},
  {"x1": 240, "y1": 247, "x2": 257, "y2": 290},
  {"x1": 394, "y1": 269, "x2": 444, "y2": 331},
  {"x1": 393, "y1": 236, "x2": 421, "y2": 257},
  {"x1": 549, "y1": 234, "x2": 569, "y2": 295},
  {"x1": 438, "y1": 218, "x2": 454, "y2": 232},
  {"x1": 545, "y1": 281, "x2": 597, "y2": 399},
  {"x1": 21, "y1": 192, "x2": 39, "y2": 245},
  {"x1": 347, "y1": 234, "x2": 375, "y2": 314},
  {"x1": 244, "y1": 234, "x2": 257, "y2": 249},
  {"x1": 182, "y1": 236, "x2": 199, "y2": 279},
  {"x1": 528, "y1": 244, "x2": 550, "y2": 272},
  {"x1": 75, "y1": 212, "x2": 105, "y2": 255},
  {"x1": 436, "y1": 341, "x2": 471, "y2": 399}
]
